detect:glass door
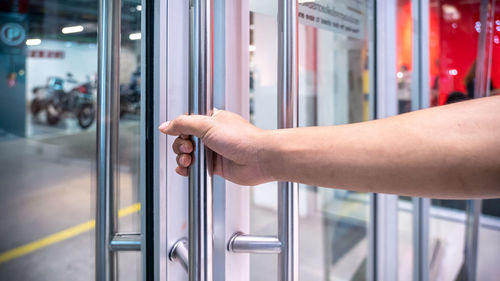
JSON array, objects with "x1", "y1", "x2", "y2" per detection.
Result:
[
  {"x1": 160, "y1": 0, "x2": 377, "y2": 281},
  {"x1": 0, "y1": 0, "x2": 142, "y2": 280}
]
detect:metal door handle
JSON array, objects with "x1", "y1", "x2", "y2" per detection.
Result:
[
  {"x1": 96, "y1": 0, "x2": 141, "y2": 280},
  {"x1": 228, "y1": 1, "x2": 299, "y2": 281},
  {"x1": 169, "y1": 0, "x2": 214, "y2": 280}
]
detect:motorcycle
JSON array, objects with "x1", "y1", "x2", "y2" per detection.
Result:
[
  {"x1": 45, "y1": 77, "x2": 96, "y2": 129},
  {"x1": 30, "y1": 73, "x2": 96, "y2": 129},
  {"x1": 30, "y1": 76, "x2": 66, "y2": 117},
  {"x1": 120, "y1": 68, "x2": 141, "y2": 117}
]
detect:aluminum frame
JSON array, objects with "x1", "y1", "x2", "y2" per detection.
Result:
[
  {"x1": 411, "y1": 0, "x2": 431, "y2": 280},
  {"x1": 373, "y1": 0, "x2": 399, "y2": 281}
]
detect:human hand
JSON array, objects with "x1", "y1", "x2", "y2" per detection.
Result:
[{"x1": 159, "y1": 110, "x2": 272, "y2": 185}]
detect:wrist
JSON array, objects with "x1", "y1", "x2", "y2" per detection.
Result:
[{"x1": 256, "y1": 129, "x2": 285, "y2": 183}]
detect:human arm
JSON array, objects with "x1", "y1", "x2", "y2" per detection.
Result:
[{"x1": 159, "y1": 96, "x2": 500, "y2": 199}]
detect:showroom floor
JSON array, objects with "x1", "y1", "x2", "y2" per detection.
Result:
[{"x1": 0, "y1": 117, "x2": 141, "y2": 281}]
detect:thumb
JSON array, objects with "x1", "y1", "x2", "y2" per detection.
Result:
[{"x1": 159, "y1": 114, "x2": 212, "y2": 138}]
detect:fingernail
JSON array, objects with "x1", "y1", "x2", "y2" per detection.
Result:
[
  {"x1": 180, "y1": 144, "x2": 188, "y2": 153},
  {"x1": 158, "y1": 121, "x2": 170, "y2": 131}
]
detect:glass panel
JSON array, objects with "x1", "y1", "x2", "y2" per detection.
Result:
[
  {"x1": 249, "y1": 7, "x2": 279, "y2": 280},
  {"x1": 118, "y1": 252, "x2": 141, "y2": 281},
  {"x1": 118, "y1": 0, "x2": 141, "y2": 234},
  {"x1": 249, "y1": 0, "x2": 374, "y2": 280},
  {"x1": 427, "y1": 1, "x2": 499, "y2": 280},
  {"x1": 396, "y1": 0, "x2": 414, "y2": 279},
  {"x1": 297, "y1": 1, "x2": 374, "y2": 280},
  {"x1": 397, "y1": 0, "x2": 500, "y2": 279},
  {"x1": 0, "y1": 1, "x2": 97, "y2": 279}
]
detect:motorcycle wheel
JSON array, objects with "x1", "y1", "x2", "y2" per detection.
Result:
[
  {"x1": 46, "y1": 104, "x2": 60, "y2": 125},
  {"x1": 30, "y1": 98, "x2": 42, "y2": 116},
  {"x1": 78, "y1": 104, "x2": 95, "y2": 129}
]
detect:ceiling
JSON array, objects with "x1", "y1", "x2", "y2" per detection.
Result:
[{"x1": 2, "y1": 0, "x2": 142, "y2": 44}]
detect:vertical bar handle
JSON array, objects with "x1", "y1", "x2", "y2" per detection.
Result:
[
  {"x1": 189, "y1": 0, "x2": 214, "y2": 280},
  {"x1": 277, "y1": 0, "x2": 299, "y2": 281},
  {"x1": 96, "y1": 0, "x2": 121, "y2": 280}
]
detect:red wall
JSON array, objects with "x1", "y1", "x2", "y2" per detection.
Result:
[{"x1": 397, "y1": 0, "x2": 500, "y2": 104}]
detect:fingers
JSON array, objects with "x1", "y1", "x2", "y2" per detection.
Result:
[
  {"x1": 176, "y1": 166, "x2": 189, "y2": 177},
  {"x1": 172, "y1": 136, "x2": 193, "y2": 177},
  {"x1": 158, "y1": 114, "x2": 212, "y2": 138},
  {"x1": 176, "y1": 153, "x2": 192, "y2": 168},
  {"x1": 172, "y1": 137, "x2": 193, "y2": 154}
]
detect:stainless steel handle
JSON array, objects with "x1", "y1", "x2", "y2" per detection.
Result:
[
  {"x1": 96, "y1": 0, "x2": 142, "y2": 280},
  {"x1": 188, "y1": 0, "x2": 214, "y2": 280},
  {"x1": 168, "y1": 0, "x2": 214, "y2": 279},
  {"x1": 96, "y1": 0, "x2": 121, "y2": 279},
  {"x1": 227, "y1": 1, "x2": 299, "y2": 281},
  {"x1": 170, "y1": 239, "x2": 189, "y2": 272},
  {"x1": 228, "y1": 233, "x2": 282, "y2": 254},
  {"x1": 277, "y1": 0, "x2": 299, "y2": 280}
]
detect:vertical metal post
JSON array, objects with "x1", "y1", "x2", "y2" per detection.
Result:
[
  {"x1": 374, "y1": 0, "x2": 399, "y2": 280},
  {"x1": 96, "y1": 0, "x2": 121, "y2": 280},
  {"x1": 411, "y1": 0, "x2": 430, "y2": 280},
  {"x1": 463, "y1": 200, "x2": 482, "y2": 281},
  {"x1": 412, "y1": 197, "x2": 430, "y2": 281},
  {"x1": 277, "y1": 0, "x2": 299, "y2": 280},
  {"x1": 474, "y1": 0, "x2": 496, "y2": 99},
  {"x1": 189, "y1": 0, "x2": 214, "y2": 280}
]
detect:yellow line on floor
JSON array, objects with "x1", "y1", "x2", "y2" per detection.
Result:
[{"x1": 0, "y1": 203, "x2": 141, "y2": 265}]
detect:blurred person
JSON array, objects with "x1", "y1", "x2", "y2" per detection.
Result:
[
  {"x1": 397, "y1": 65, "x2": 412, "y2": 113},
  {"x1": 464, "y1": 61, "x2": 498, "y2": 99},
  {"x1": 159, "y1": 96, "x2": 500, "y2": 199},
  {"x1": 445, "y1": 91, "x2": 469, "y2": 104}
]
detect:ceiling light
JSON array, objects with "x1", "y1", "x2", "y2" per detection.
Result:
[
  {"x1": 62, "y1": 25, "x2": 84, "y2": 34},
  {"x1": 136, "y1": 5, "x2": 142, "y2": 11},
  {"x1": 26, "y1": 39, "x2": 41, "y2": 46},
  {"x1": 129, "y1": 33, "x2": 141, "y2": 40}
]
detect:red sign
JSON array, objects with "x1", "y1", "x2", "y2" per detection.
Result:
[{"x1": 29, "y1": 50, "x2": 65, "y2": 59}]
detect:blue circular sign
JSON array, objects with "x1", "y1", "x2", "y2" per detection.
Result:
[{"x1": 0, "y1": 23, "x2": 26, "y2": 47}]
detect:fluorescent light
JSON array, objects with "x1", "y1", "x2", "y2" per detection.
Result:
[
  {"x1": 62, "y1": 25, "x2": 84, "y2": 34},
  {"x1": 136, "y1": 5, "x2": 142, "y2": 11},
  {"x1": 249, "y1": 45, "x2": 256, "y2": 52},
  {"x1": 26, "y1": 39, "x2": 41, "y2": 46},
  {"x1": 129, "y1": 33, "x2": 141, "y2": 40}
]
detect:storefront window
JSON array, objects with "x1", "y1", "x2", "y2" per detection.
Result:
[{"x1": 396, "y1": 0, "x2": 500, "y2": 280}]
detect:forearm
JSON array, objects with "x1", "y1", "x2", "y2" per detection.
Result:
[{"x1": 263, "y1": 96, "x2": 500, "y2": 199}]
